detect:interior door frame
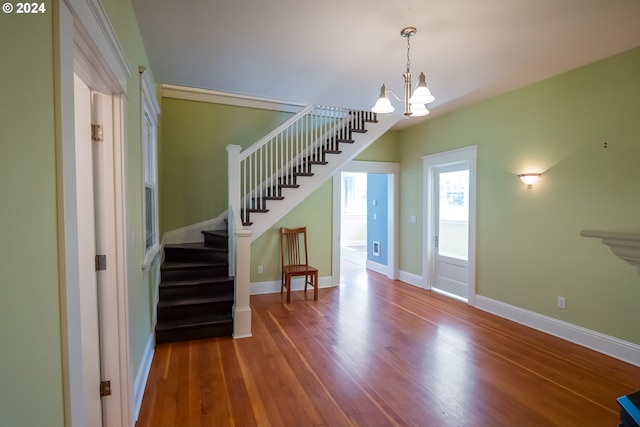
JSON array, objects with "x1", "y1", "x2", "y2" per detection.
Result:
[
  {"x1": 422, "y1": 146, "x2": 477, "y2": 305},
  {"x1": 332, "y1": 160, "x2": 400, "y2": 284},
  {"x1": 55, "y1": 1, "x2": 132, "y2": 426}
]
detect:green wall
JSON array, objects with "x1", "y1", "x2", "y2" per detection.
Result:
[
  {"x1": 399, "y1": 46, "x2": 640, "y2": 344},
  {"x1": 0, "y1": 2, "x2": 65, "y2": 426},
  {"x1": 100, "y1": 0, "x2": 159, "y2": 386},
  {"x1": 160, "y1": 98, "x2": 293, "y2": 233},
  {"x1": 0, "y1": 1, "x2": 160, "y2": 424}
]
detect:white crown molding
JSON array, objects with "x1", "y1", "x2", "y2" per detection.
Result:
[{"x1": 161, "y1": 84, "x2": 306, "y2": 113}]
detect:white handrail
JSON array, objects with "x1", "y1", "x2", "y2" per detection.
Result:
[{"x1": 233, "y1": 105, "x2": 374, "y2": 226}]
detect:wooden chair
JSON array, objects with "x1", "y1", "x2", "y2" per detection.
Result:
[{"x1": 279, "y1": 227, "x2": 318, "y2": 303}]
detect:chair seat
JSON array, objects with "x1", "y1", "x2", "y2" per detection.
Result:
[{"x1": 282, "y1": 265, "x2": 318, "y2": 275}]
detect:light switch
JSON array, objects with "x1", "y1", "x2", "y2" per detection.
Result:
[{"x1": 411, "y1": 215, "x2": 416, "y2": 223}]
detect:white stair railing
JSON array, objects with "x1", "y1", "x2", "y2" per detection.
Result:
[{"x1": 234, "y1": 104, "x2": 377, "y2": 226}]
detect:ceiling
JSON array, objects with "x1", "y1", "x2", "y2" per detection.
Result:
[{"x1": 131, "y1": 0, "x2": 640, "y2": 128}]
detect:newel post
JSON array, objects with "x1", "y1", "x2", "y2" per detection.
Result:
[{"x1": 227, "y1": 144, "x2": 252, "y2": 338}]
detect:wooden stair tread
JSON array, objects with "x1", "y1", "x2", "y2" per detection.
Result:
[
  {"x1": 160, "y1": 275, "x2": 233, "y2": 288},
  {"x1": 165, "y1": 242, "x2": 226, "y2": 251},
  {"x1": 158, "y1": 293, "x2": 234, "y2": 308},
  {"x1": 155, "y1": 315, "x2": 233, "y2": 331},
  {"x1": 161, "y1": 260, "x2": 227, "y2": 270}
]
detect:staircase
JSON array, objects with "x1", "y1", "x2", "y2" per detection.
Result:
[
  {"x1": 230, "y1": 106, "x2": 400, "y2": 240},
  {"x1": 155, "y1": 229, "x2": 234, "y2": 344},
  {"x1": 157, "y1": 104, "x2": 399, "y2": 343}
]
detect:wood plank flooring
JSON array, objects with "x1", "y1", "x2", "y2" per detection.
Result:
[{"x1": 136, "y1": 262, "x2": 640, "y2": 426}]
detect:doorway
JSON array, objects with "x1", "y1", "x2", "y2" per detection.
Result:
[
  {"x1": 423, "y1": 146, "x2": 477, "y2": 304},
  {"x1": 332, "y1": 161, "x2": 400, "y2": 285},
  {"x1": 340, "y1": 171, "x2": 368, "y2": 267}
]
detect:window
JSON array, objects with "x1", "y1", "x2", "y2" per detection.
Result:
[
  {"x1": 141, "y1": 69, "x2": 160, "y2": 269},
  {"x1": 341, "y1": 172, "x2": 367, "y2": 215}
]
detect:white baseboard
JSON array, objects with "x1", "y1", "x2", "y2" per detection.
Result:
[
  {"x1": 132, "y1": 334, "x2": 155, "y2": 423},
  {"x1": 251, "y1": 276, "x2": 335, "y2": 295},
  {"x1": 399, "y1": 270, "x2": 423, "y2": 289},
  {"x1": 366, "y1": 260, "x2": 388, "y2": 276},
  {"x1": 163, "y1": 212, "x2": 228, "y2": 244},
  {"x1": 475, "y1": 295, "x2": 640, "y2": 367}
]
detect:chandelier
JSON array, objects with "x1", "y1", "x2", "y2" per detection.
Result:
[{"x1": 371, "y1": 27, "x2": 435, "y2": 118}]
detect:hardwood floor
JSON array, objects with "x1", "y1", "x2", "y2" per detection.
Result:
[{"x1": 136, "y1": 262, "x2": 640, "y2": 426}]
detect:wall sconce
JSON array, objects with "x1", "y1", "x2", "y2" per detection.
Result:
[{"x1": 518, "y1": 173, "x2": 541, "y2": 188}]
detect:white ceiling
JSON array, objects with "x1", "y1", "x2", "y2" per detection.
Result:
[{"x1": 131, "y1": 0, "x2": 640, "y2": 128}]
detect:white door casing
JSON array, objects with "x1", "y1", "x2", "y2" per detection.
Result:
[
  {"x1": 433, "y1": 165, "x2": 470, "y2": 300},
  {"x1": 333, "y1": 160, "x2": 400, "y2": 284},
  {"x1": 56, "y1": 1, "x2": 132, "y2": 426},
  {"x1": 423, "y1": 146, "x2": 477, "y2": 305}
]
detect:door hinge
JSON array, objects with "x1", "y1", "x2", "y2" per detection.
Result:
[
  {"x1": 100, "y1": 380, "x2": 112, "y2": 397},
  {"x1": 434, "y1": 235, "x2": 439, "y2": 248},
  {"x1": 95, "y1": 254, "x2": 107, "y2": 271},
  {"x1": 91, "y1": 124, "x2": 103, "y2": 142}
]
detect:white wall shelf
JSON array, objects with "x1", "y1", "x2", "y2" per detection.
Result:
[{"x1": 581, "y1": 228, "x2": 640, "y2": 273}]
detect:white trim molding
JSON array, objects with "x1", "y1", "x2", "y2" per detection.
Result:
[
  {"x1": 476, "y1": 295, "x2": 640, "y2": 367},
  {"x1": 163, "y1": 211, "x2": 229, "y2": 244},
  {"x1": 399, "y1": 270, "x2": 423, "y2": 289},
  {"x1": 132, "y1": 334, "x2": 155, "y2": 423},
  {"x1": 333, "y1": 161, "x2": 400, "y2": 285},
  {"x1": 251, "y1": 276, "x2": 335, "y2": 295},
  {"x1": 161, "y1": 84, "x2": 306, "y2": 113}
]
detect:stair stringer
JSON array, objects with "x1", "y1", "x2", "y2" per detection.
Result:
[{"x1": 248, "y1": 113, "x2": 400, "y2": 241}]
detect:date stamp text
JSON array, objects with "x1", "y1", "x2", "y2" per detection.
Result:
[{"x1": 2, "y1": 2, "x2": 47, "y2": 14}]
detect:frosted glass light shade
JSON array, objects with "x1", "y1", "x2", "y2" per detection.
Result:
[
  {"x1": 372, "y1": 85, "x2": 395, "y2": 114},
  {"x1": 518, "y1": 173, "x2": 541, "y2": 187},
  {"x1": 409, "y1": 103, "x2": 429, "y2": 117},
  {"x1": 408, "y1": 72, "x2": 435, "y2": 104}
]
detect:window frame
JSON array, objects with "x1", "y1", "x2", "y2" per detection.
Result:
[{"x1": 141, "y1": 68, "x2": 160, "y2": 270}]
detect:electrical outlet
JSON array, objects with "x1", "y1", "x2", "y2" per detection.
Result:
[
  {"x1": 557, "y1": 296, "x2": 566, "y2": 309},
  {"x1": 257, "y1": 265, "x2": 263, "y2": 274}
]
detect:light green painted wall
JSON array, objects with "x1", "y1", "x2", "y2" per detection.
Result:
[
  {"x1": 160, "y1": 98, "x2": 293, "y2": 233},
  {"x1": 100, "y1": 0, "x2": 159, "y2": 381},
  {"x1": 399, "y1": 47, "x2": 640, "y2": 344},
  {"x1": 0, "y1": 4, "x2": 65, "y2": 427}
]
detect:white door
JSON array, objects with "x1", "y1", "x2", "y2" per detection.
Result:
[
  {"x1": 433, "y1": 166, "x2": 470, "y2": 300},
  {"x1": 74, "y1": 74, "x2": 105, "y2": 427},
  {"x1": 423, "y1": 146, "x2": 477, "y2": 304}
]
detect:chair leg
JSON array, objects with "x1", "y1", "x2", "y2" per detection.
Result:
[
  {"x1": 280, "y1": 273, "x2": 284, "y2": 295},
  {"x1": 286, "y1": 275, "x2": 291, "y2": 303},
  {"x1": 313, "y1": 271, "x2": 318, "y2": 301}
]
